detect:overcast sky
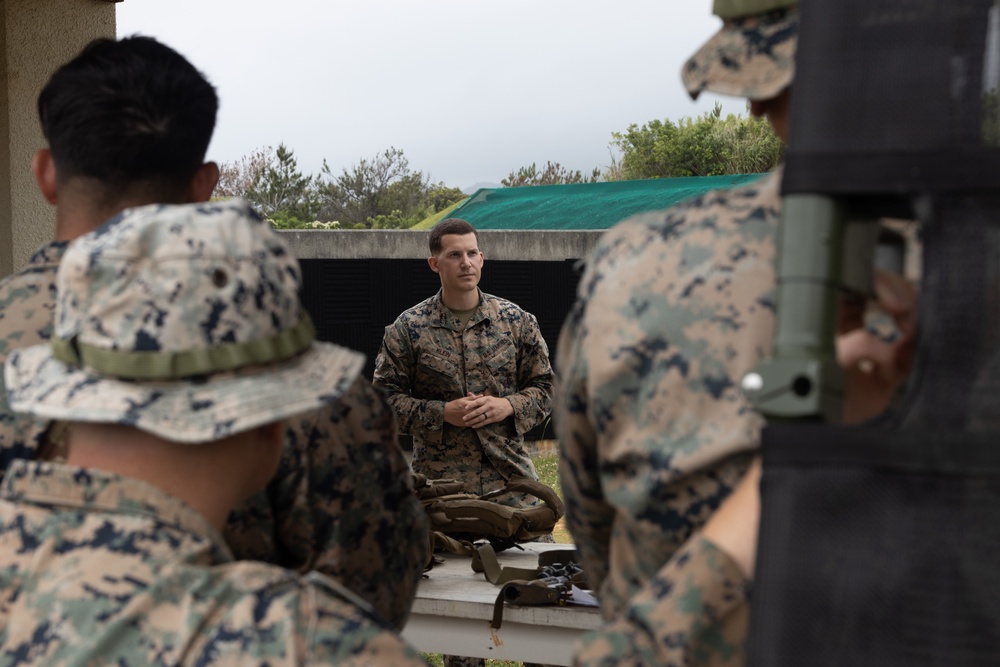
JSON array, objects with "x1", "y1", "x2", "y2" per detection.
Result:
[{"x1": 117, "y1": 1, "x2": 747, "y2": 191}]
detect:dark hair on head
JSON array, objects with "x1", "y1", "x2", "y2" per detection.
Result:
[
  {"x1": 429, "y1": 218, "x2": 478, "y2": 254},
  {"x1": 37, "y1": 36, "x2": 218, "y2": 199}
]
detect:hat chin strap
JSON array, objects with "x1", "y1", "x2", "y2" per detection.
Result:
[
  {"x1": 712, "y1": 0, "x2": 796, "y2": 21},
  {"x1": 50, "y1": 314, "x2": 316, "y2": 381}
]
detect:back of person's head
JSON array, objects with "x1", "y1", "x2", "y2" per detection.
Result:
[
  {"x1": 682, "y1": 0, "x2": 798, "y2": 102},
  {"x1": 37, "y1": 36, "x2": 218, "y2": 201},
  {"x1": 429, "y1": 218, "x2": 478, "y2": 254}
]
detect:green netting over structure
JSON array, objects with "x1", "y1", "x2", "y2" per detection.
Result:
[{"x1": 448, "y1": 173, "x2": 765, "y2": 230}]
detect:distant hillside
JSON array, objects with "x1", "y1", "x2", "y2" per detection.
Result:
[{"x1": 462, "y1": 181, "x2": 501, "y2": 195}]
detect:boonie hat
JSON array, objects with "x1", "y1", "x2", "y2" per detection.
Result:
[
  {"x1": 682, "y1": 0, "x2": 798, "y2": 101},
  {"x1": 4, "y1": 199, "x2": 363, "y2": 444}
]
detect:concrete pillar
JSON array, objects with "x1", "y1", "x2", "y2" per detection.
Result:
[{"x1": 0, "y1": 0, "x2": 116, "y2": 277}]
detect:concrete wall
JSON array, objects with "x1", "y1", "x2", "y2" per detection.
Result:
[
  {"x1": 0, "y1": 0, "x2": 116, "y2": 277},
  {"x1": 279, "y1": 229, "x2": 603, "y2": 262}
]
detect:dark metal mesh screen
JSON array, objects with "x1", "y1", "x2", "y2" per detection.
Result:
[
  {"x1": 750, "y1": 429, "x2": 1000, "y2": 667},
  {"x1": 783, "y1": 0, "x2": 1000, "y2": 195},
  {"x1": 898, "y1": 197, "x2": 1000, "y2": 430},
  {"x1": 749, "y1": 2, "x2": 1000, "y2": 664}
]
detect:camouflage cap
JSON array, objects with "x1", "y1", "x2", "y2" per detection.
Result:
[
  {"x1": 4, "y1": 199, "x2": 364, "y2": 444},
  {"x1": 682, "y1": 0, "x2": 798, "y2": 101}
]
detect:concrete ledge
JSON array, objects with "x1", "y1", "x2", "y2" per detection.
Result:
[{"x1": 278, "y1": 229, "x2": 603, "y2": 262}]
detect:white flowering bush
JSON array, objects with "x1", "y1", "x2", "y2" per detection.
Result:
[{"x1": 266, "y1": 215, "x2": 341, "y2": 230}]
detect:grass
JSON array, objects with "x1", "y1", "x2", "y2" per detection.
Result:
[
  {"x1": 421, "y1": 446, "x2": 569, "y2": 665},
  {"x1": 532, "y1": 449, "x2": 572, "y2": 544}
]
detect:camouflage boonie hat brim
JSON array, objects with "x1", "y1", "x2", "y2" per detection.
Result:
[
  {"x1": 6, "y1": 343, "x2": 363, "y2": 444},
  {"x1": 4, "y1": 198, "x2": 365, "y2": 444},
  {"x1": 682, "y1": 7, "x2": 798, "y2": 101}
]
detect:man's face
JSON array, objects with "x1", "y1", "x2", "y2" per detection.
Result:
[{"x1": 429, "y1": 233, "x2": 484, "y2": 295}]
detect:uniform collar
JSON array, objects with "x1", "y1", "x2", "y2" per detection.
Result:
[
  {"x1": 430, "y1": 288, "x2": 494, "y2": 331},
  {"x1": 26, "y1": 240, "x2": 70, "y2": 269},
  {"x1": 1, "y1": 459, "x2": 234, "y2": 561}
]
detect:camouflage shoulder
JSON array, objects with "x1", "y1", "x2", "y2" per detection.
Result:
[
  {"x1": 0, "y1": 249, "x2": 62, "y2": 361},
  {"x1": 25, "y1": 241, "x2": 69, "y2": 268},
  {"x1": 393, "y1": 292, "x2": 443, "y2": 326},
  {"x1": 181, "y1": 562, "x2": 424, "y2": 666},
  {"x1": 481, "y1": 291, "x2": 535, "y2": 322},
  {"x1": 589, "y1": 169, "x2": 783, "y2": 268},
  {"x1": 301, "y1": 571, "x2": 427, "y2": 665}
]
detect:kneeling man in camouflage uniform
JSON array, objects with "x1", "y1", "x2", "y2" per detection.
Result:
[{"x1": 0, "y1": 200, "x2": 427, "y2": 666}]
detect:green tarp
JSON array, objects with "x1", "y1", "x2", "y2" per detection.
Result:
[{"x1": 449, "y1": 173, "x2": 764, "y2": 230}]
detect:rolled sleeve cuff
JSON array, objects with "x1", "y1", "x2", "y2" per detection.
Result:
[
  {"x1": 574, "y1": 535, "x2": 751, "y2": 667},
  {"x1": 417, "y1": 400, "x2": 445, "y2": 445}
]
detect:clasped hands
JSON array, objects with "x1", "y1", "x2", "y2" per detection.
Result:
[{"x1": 444, "y1": 392, "x2": 514, "y2": 429}]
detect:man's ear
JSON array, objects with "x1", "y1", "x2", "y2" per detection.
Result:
[
  {"x1": 187, "y1": 161, "x2": 220, "y2": 203},
  {"x1": 31, "y1": 149, "x2": 58, "y2": 205},
  {"x1": 428, "y1": 256, "x2": 440, "y2": 274}
]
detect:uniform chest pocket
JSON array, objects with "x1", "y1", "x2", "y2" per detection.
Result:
[
  {"x1": 419, "y1": 351, "x2": 460, "y2": 379},
  {"x1": 484, "y1": 341, "x2": 517, "y2": 376}
]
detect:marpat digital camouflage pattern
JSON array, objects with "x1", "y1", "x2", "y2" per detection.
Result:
[
  {"x1": 0, "y1": 199, "x2": 428, "y2": 629},
  {"x1": 572, "y1": 536, "x2": 750, "y2": 667},
  {"x1": 221, "y1": 374, "x2": 428, "y2": 631},
  {"x1": 374, "y1": 290, "x2": 553, "y2": 503},
  {"x1": 0, "y1": 459, "x2": 428, "y2": 667},
  {"x1": 556, "y1": 4, "x2": 796, "y2": 661},
  {"x1": 555, "y1": 169, "x2": 781, "y2": 620},
  {"x1": 682, "y1": 2, "x2": 797, "y2": 101},
  {"x1": 0, "y1": 241, "x2": 65, "y2": 467}
]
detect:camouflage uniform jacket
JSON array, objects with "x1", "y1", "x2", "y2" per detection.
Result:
[
  {"x1": 555, "y1": 169, "x2": 780, "y2": 619},
  {"x1": 0, "y1": 242, "x2": 428, "y2": 630},
  {"x1": 572, "y1": 535, "x2": 750, "y2": 667},
  {"x1": 374, "y1": 289, "x2": 553, "y2": 492},
  {"x1": 0, "y1": 459, "x2": 427, "y2": 666},
  {"x1": 0, "y1": 241, "x2": 64, "y2": 465}
]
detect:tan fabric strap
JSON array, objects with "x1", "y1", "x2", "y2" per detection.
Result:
[{"x1": 51, "y1": 314, "x2": 316, "y2": 380}]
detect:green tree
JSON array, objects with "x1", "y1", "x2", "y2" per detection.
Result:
[
  {"x1": 265, "y1": 210, "x2": 308, "y2": 229},
  {"x1": 217, "y1": 145, "x2": 467, "y2": 230},
  {"x1": 367, "y1": 210, "x2": 410, "y2": 229},
  {"x1": 245, "y1": 143, "x2": 318, "y2": 220},
  {"x1": 502, "y1": 161, "x2": 601, "y2": 187},
  {"x1": 608, "y1": 103, "x2": 783, "y2": 180},
  {"x1": 425, "y1": 182, "x2": 467, "y2": 212},
  {"x1": 317, "y1": 147, "x2": 430, "y2": 229}
]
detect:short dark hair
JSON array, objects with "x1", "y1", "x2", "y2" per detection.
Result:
[
  {"x1": 429, "y1": 218, "x2": 478, "y2": 254},
  {"x1": 37, "y1": 36, "x2": 218, "y2": 199}
]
